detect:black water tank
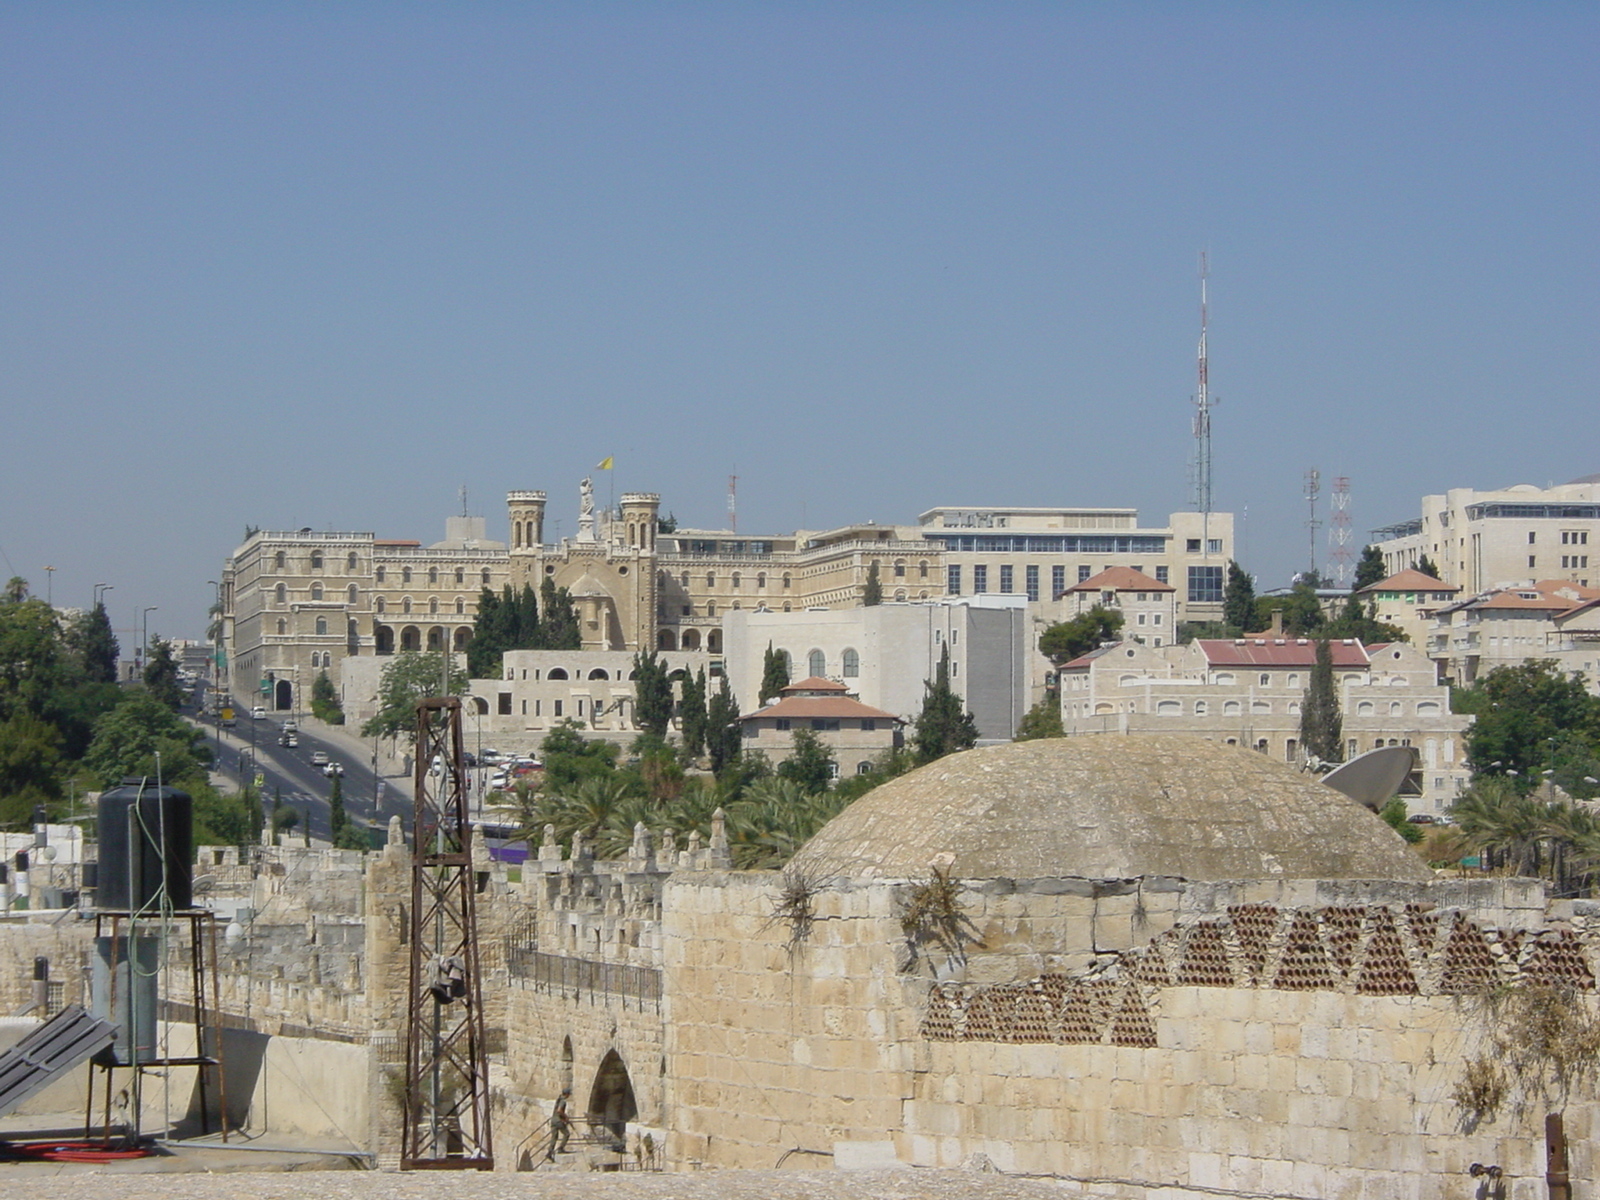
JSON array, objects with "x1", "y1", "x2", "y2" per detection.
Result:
[{"x1": 96, "y1": 782, "x2": 193, "y2": 912}]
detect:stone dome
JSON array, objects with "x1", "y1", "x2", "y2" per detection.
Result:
[{"x1": 791, "y1": 734, "x2": 1433, "y2": 882}]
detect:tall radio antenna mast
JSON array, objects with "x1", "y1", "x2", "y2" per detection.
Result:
[
  {"x1": 727, "y1": 472, "x2": 738, "y2": 533},
  {"x1": 1329, "y1": 476, "x2": 1354, "y2": 588},
  {"x1": 1304, "y1": 469, "x2": 1322, "y2": 579},
  {"x1": 1192, "y1": 252, "x2": 1216, "y2": 554}
]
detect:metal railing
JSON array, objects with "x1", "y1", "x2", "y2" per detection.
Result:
[{"x1": 506, "y1": 948, "x2": 661, "y2": 1010}]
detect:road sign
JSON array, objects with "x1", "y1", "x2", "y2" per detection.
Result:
[
  {"x1": 260, "y1": 678, "x2": 271, "y2": 694},
  {"x1": 221, "y1": 707, "x2": 234, "y2": 721}
]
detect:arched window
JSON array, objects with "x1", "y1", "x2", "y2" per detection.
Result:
[
  {"x1": 274, "y1": 550, "x2": 286, "y2": 569},
  {"x1": 402, "y1": 567, "x2": 412, "y2": 584},
  {"x1": 275, "y1": 583, "x2": 286, "y2": 603},
  {"x1": 311, "y1": 551, "x2": 323, "y2": 569},
  {"x1": 894, "y1": 560, "x2": 905, "y2": 578},
  {"x1": 1286, "y1": 673, "x2": 1300, "y2": 688},
  {"x1": 376, "y1": 566, "x2": 386, "y2": 582},
  {"x1": 481, "y1": 569, "x2": 490, "y2": 585},
  {"x1": 857, "y1": 762, "x2": 873, "y2": 775},
  {"x1": 842, "y1": 648, "x2": 860, "y2": 677},
  {"x1": 401, "y1": 626, "x2": 421, "y2": 651},
  {"x1": 276, "y1": 617, "x2": 286, "y2": 635},
  {"x1": 706, "y1": 601, "x2": 716, "y2": 617},
  {"x1": 706, "y1": 573, "x2": 715, "y2": 588},
  {"x1": 1356, "y1": 700, "x2": 1375, "y2": 715},
  {"x1": 455, "y1": 567, "x2": 464, "y2": 584},
  {"x1": 347, "y1": 551, "x2": 358, "y2": 570},
  {"x1": 428, "y1": 567, "x2": 438, "y2": 584},
  {"x1": 429, "y1": 597, "x2": 438, "y2": 614},
  {"x1": 731, "y1": 573, "x2": 741, "y2": 590},
  {"x1": 1156, "y1": 699, "x2": 1182, "y2": 716},
  {"x1": 315, "y1": 617, "x2": 328, "y2": 635},
  {"x1": 782, "y1": 573, "x2": 792, "y2": 590},
  {"x1": 1223, "y1": 700, "x2": 1241, "y2": 716},
  {"x1": 348, "y1": 583, "x2": 358, "y2": 604},
  {"x1": 1390, "y1": 701, "x2": 1403, "y2": 716},
  {"x1": 403, "y1": 597, "x2": 412, "y2": 614},
  {"x1": 919, "y1": 561, "x2": 928, "y2": 578},
  {"x1": 1251, "y1": 700, "x2": 1270, "y2": 714},
  {"x1": 588, "y1": 668, "x2": 609, "y2": 680},
  {"x1": 808, "y1": 649, "x2": 826, "y2": 677},
  {"x1": 548, "y1": 668, "x2": 569, "y2": 680},
  {"x1": 311, "y1": 582, "x2": 323, "y2": 601},
  {"x1": 375, "y1": 597, "x2": 386, "y2": 613},
  {"x1": 757, "y1": 573, "x2": 767, "y2": 589},
  {"x1": 680, "y1": 572, "x2": 690, "y2": 588},
  {"x1": 1194, "y1": 700, "x2": 1208, "y2": 716},
  {"x1": 455, "y1": 597, "x2": 464, "y2": 614},
  {"x1": 1417, "y1": 700, "x2": 1441, "y2": 716}
]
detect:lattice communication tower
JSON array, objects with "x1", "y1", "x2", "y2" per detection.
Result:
[
  {"x1": 1304, "y1": 469, "x2": 1322, "y2": 580},
  {"x1": 1191, "y1": 253, "x2": 1216, "y2": 550},
  {"x1": 401, "y1": 697, "x2": 493, "y2": 1170},
  {"x1": 1329, "y1": 476, "x2": 1354, "y2": 588}
]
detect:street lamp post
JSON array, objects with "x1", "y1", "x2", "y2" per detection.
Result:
[{"x1": 141, "y1": 606, "x2": 159, "y2": 675}]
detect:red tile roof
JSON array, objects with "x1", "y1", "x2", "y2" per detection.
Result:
[
  {"x1": 1067, "y1": 566, "x2": 1174, "y2": 593},
  {"x1": 1197, "y1": 639, "x2": 1370, "y2": 667},
  {"x1": 782, "y1": 677, "x2": 849, "y2": 694},
  {"x1": 1358, "y1": 568, "x2": 1456, "y2": 595},
  {"x1": 741, "y1": 695, "x2": 901, "y2": 723}
]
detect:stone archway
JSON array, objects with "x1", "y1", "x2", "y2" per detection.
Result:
[
  {"x1": 585, "y1": 1049, "x2": 637, "y2": 1148},
  {"x1": 375, "y1": 624, "x2": 395, "y2": 655},
  {"x1": 274, "y1": 678, "x2": 292, "y2": 711}
]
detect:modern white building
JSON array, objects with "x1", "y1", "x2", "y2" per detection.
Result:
[
  {"x1": 1371, "y1": 476, "x2": 1600, "y2": 595},
  {"x1": 722, "y1": 597, "x2": 1030, "y2": 743},
  {"x1": 1426, "y1": 579, "x2": 1600, "y2": 690}
]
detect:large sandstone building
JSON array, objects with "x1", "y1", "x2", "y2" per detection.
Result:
[{"x1": 3, "y1": 736, "x2": 1590, "y2": 1197}]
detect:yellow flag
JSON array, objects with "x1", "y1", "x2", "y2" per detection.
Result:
[{"x1": 596, "y1": 456, "x2": 614, "y2": 470}]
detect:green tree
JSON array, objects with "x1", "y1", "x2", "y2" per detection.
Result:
[
  {"x1": 913, "y1": 647, "x2": 979, "y2": 765},
  {"x1": 632, "y1": 650, "x2": 674, "y2": 739},
  {"x1": 1223, "y1": 561, "x2": 1257, "y2": 632},
  {"x1": 329, "y1": 771, "x2": 346, "y2": 838},
  {"x1": 1355, "y1": 545, "x2": 1387, "y2": 590},
  {"x1": 679, "y1": 668, "x2": 708, "y2": 759},
  {"x1": 0, "y1": 711, "x2": 64, "y2": 826},
  {"x1": 1258, "y1": 580, "x2": 1326, "y2": 637},
  {"x1": 1014, "y1": 697, "x2": 1064, "y2": 741},
  {"x1": 706, "y1": 674, "x2": 743, "y2": 775},
  {"x1": 538, "y1": 577, "x2": 581, "y2": 650},
  {"x1": 360, "y1": 652, "x2": 469, "y2": 742},
  {"x1": 1322, "y1": 595, "x2": 1409, "y2": 644},
  {"x1": 311, "y1": 670, "x2": 345, "y2": 723},
  {"x1": 538, "y1": 719, "x2": 619, "y2": 795},
  {"x1": 84, "y1": 692, "x2": 212, "y2": 786},
  {"x1": 190, "y1": 779, "x2": 253, "y2": 847},
  {"x1": 1038, "y1": 605, "x2": 1125, "y2": 665},
  {"x1": 1379, "y1": 797, "x2": 1424, "y2": 844},
  {"x1": 0, "y1": 595, "x2": 66, "y2": 725},
  {"x1": 863, "y1": 561, "x2": 883, "y2": 606},
  {"x1": 777, "y1": 728, "x2": 836, "y2": 795},
  {"x1": 466, "y1": 586, "x2": 507, "y2": 677},
  {"x1": 759, "y1": 643, "x2": 790, "y2": 705},
  {"x1": 1455, "y1": 661, "x2": 1600, "y2": 787},
  {"x1": 1416, "y1": 554, "x2": 1441, "y2": 581},
  {"x1": 1299, "y1": 638, "x2": 1343, "y2": 765},
  {"x1": 3, "y1": 577, "x2": 28, "y2": 603},
  {"x1": 142, "y1": 637, "x2": 184, "y2": 710},
  {"x1": 76, "y1": 602, "x2": 119, "y2": 684}
]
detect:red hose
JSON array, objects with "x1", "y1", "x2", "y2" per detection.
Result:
[{"x1": 6, "y1": 1140, "x2": 152, "y2": 1162}]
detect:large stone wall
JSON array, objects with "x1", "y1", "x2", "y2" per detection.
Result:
[{"x1": 661, "y1": 871, "x2": 1597, "y2": 1196}]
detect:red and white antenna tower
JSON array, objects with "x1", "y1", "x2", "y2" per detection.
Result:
[
  {"x1": 1329, "y1": 477, "x2": 1354, "y2": 588},
  {"x1": 727, "y1": 473, "x2": 738, "y2": 533},
  {"x1": 1191, "y1": 253, "x2": 1217, "y2": 555}
]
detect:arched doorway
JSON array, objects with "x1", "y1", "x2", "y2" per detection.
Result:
[
  {"x1": 585, "y1": 1050, "x2": 637, "y2": 1148},
  {"x1": 401, "y1": 625, "x2": 421, "y2": 652},
  {"x1": 375, "y1": 624, "x2": 395, "y2": 654},
  {"x1": 274, "y1": 678, "x2": 292, "y2": 711}
]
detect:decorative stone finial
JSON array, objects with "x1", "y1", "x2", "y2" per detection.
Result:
[{"x1": 710, "y1": 807, "x2": 731, "y2": 868}]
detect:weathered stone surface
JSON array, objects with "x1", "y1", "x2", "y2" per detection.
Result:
[{"x1": 789, "y1": 735, "x2": 1434, "y2": 883}]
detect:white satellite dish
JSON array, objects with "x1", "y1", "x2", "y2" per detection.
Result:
[{"x1": 1320, "y1": 746, "x2": 1416, "y2": 811}]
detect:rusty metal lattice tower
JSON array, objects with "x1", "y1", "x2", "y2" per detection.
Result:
[{"x1": 401, "y1": 697, "x2": 493, "y2": 1170}]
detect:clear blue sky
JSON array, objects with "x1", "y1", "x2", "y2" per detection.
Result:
[{"x1": 3, "y1": 3, "x2": 1596, "y2": 641}]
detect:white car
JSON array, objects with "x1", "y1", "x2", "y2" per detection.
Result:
[
  {"x1": 322, "y1": 761, "x2": 344, "y2": 778},
  {"x1": 250, "y1": 705, "x2": 267, "y2": 720},
  {"x1": 487, "y1": 770, "x2": 510, "y2": 791},
  {"x1": 310, "y1": 750, "x2": 330, "y2": 768}
]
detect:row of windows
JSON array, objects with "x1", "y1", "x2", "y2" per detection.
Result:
[
  {"x1": 504, "y1": 666, "x2": 640, "y2": 682},
  {"x1": 947, "y1": 563, "x2": 1174, "y2": 598},
  {"x1": 1563, "y1": 531, "x2": 1591, "y2": 545},
  {"x1": 929, "y1": 534, "x2": 1169, "y2": 554},
  {"x1": 1142, "y1": 697, "x2": 1443, "y2": 717},
  {"x1": 273, "y1": 549, "x2": 361, "y2": 571},
  {"x1": 268, "y1": 550, "x2": 494, "y2": 588},
  {"x1": 1562, "y1": 555, "x2": 1590, "y2": 568},
  {"x1": 769, "y1": 718, "x2": 879, "y2": 732}
]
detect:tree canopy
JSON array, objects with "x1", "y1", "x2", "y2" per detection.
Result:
[
  {"x1": 1223, "y1": 561, "x2": 1257, "y2": 632},
  {"x1": 360, "y1": 651, "x2": 469, "y2": 741},
  {"x1": 1038, "y1": 605, "x2": 1125, "y2": 665},
  {"x1": 759, "y1": 643, "x2": 790, "y2": 705},
  {"x1": 705, "y1": 674, "x2": 743, "y2": 775},
  {"x1": 1455, "y1": 661, "x2": 1600, "y2": 788},
  {"x1": 1354, "y1": 545, "x2": 1387, "y2": 590},
  {"x1": 84, "y1": 691, "x2": 212, "y2": 787},
  {"x1": 632, "y1": 649, "x2": 673, "y2": 739},
  {"x1": 777, "y1": 728, "x2": 837, "y2": 795},
  {"x1": 142, "y1": 637, "x2": 184, "y2": 710},
  {"x1": 863, "y1": 561, "x2": 883, "y2": 606}
]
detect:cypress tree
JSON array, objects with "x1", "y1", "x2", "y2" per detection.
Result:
[
  {"x1": 913, "y1": 647, "x2": 979, "y2": 765},
  {"x1": 759, "y1": 642, "x2": 790, "y2": 705},
  {"x1": 1354, "y1": 545, "x2": 1387, "y2": 590},
  {"x1": 632, "y1": 649, "x2": 674, "y2": 738},
  {"x1": 1300, "y1": 638, "x2": 1343, "y2": 765},
  {"x1": 863, "y1": 561, "x2": 883, "y2": 606},
  {"x1": 329, "y1": 772, "x2": 346, "y2": 838},
  {"x1": 706, "y1": 674, "x2": 743, "y2": 775},
  {"x1": 80, "y1": 602, "x2": 120, "y2": 684},
  {"x1": 1222, "y1": 561, "x2": 1257, "y2": 632},
  {"x1": 680, "y1": 668, "x2": 708, "y2": 759}
]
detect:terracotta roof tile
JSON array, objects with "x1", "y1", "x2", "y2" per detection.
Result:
[
  {"x1": 1358, "y1": 568, "x2": 1456, "y2": 594},
  {"x1": 1197, "y1": 639, "x2": 1370, "y2": 668},
  {"x1": 741, "y1": 696, "x2": 901, "y2": 723},
  {"x1": 1067, "y1": 566, "x2": 1174, "y2": 593}
]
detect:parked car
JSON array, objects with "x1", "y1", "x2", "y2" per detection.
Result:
[
  {"x1": 310, "y1": 750, "x2": 330, "y2": 768},
  {"x1": 510, "y1": 758, "x2": 544, "y2": 778},
  {"x1": 322, "y1": 761, "x2": 344, "y2": 777},
  {"x1": 487, "y1": 770, "x2": 511, "y2": 791},
  {"x1": 479, "y1": 748, "x2": 503, "y2": 765}
]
